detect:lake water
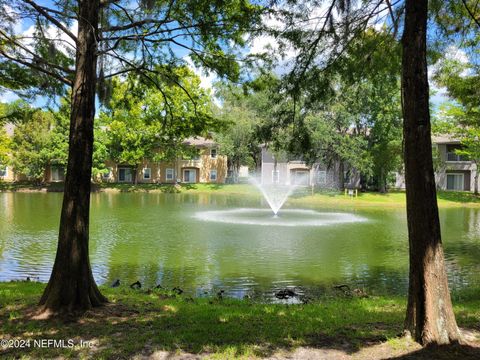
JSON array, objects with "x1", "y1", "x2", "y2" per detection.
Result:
[{"x1": 1, "y1": 192, "x2": 479, "y2": 299}]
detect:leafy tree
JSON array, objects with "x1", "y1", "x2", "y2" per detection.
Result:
[
  {"x1": 434, "y1": 58, "x2": 480, "y2": 127},
  {"x1": 0, "y1": 0, "x2": 263, "y2": 313},
  {"x1": 102, "y1": 67, "x2": 217, "y2": 183},
  {"x1": 49, "y1": 97, "x2": 108, "y2": 180},
  {"x1": 267, "y1": 0, "x2": 461, "y2": 344},
  {"x1": 0, "y1": 125, "x2": 11, "y2": 171},
  {"x1": 214, "y1": 83, "x2": 264, "y2": 180},
  {"x1": 258, "y1": 30, "x2": 403, "y2": 192},
  {"x1": 47, "y1": 102, "x2": 70, "y2": 171},
  {"x1": 92, "y1": 126, "x2": 109, "y2": 180},
  {"x1": 10, "y1": 111, "x2": 53, "y2": 183},
  {"x1": 303, "y1": 100, "x2": 372, "y2": 190},
  {"x1": 0, "y1": 100, "x2": 37, "y2": 124}
]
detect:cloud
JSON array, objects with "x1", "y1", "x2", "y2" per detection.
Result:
[
  {"x1": 445, "y1": 45, "x2": 469, "y2": 64},
  {"x1": 20, "y1": 21, "x2": 77, "y2": 55},
  {"x1": 2, "y1": 5, "x2": 23, "y2": 34},
  {"x1": 184, "y1": 56, "x2": 217, "y2": 90},
  {"x1": 429, "y1": 46, "x2": 470, "y2": 111}
]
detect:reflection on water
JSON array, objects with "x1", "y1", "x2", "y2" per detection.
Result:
[{"x1": 0, "y1": 192, "x2": 479, "y2": 298}]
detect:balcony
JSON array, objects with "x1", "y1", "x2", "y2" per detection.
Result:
[
  {"x1": 446, "y1": 152, "x2": 469, "y2": 162},
  {"x1": 179, "y1": 158, "x2": 202, "y2": 167}
]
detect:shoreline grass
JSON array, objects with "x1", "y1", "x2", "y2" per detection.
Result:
[
  {"x1": 1, "y1": 181, "x2": 480, "y2": 208},
  {"x1": 1, "y1": 282, "x2": 479, "y2": 359}
]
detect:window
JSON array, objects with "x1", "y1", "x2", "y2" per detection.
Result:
[
  {"x1": 446, "y1": 145, "x2": 469, "y2": 161},
  {"x1": 118, "y1": 167, "x2": 133, "y2": 182},
  {"x1": 446, "y1": 173, "x2": 464, "y2": 191},
  {"x1": 183, "y1": 169, "x2": 197, "y2": 183},
  {"x1": 210, "y1": 148, "x2": 217, "y2": 159},
  {"x1": 317, "y1": 170, "x2": 326, "y2": 185},
  {"x1": 0, "y1": 165, "x2": 7, "y2": 177},
  {"x1": 210, "y1": 170, "x2": 217, "y2": 181},
  {"x1": 166, "y1": 168, "x2": 174, "y2": 181},
  {"x1": 272, "y1": 170, "x2": 280, "y2": 184},
  {"x1": 293, "y1": 170, "x2": 309, "y2": 185},
  {"x1": 143, "y1": 168, "x2": 151, "y2": 180}
]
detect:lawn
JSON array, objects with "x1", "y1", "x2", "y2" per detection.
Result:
[
  {"x1": 1, "y1": 282, "x2": 480, "y2": 359},
  {"x1": 2, "y1": 181, "x2": 480, "y2": 208},
  {"x1": 100, "y1": 183, "x2": 480, "y2": 208}
]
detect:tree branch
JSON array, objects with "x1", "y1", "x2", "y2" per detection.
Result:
[
  {"x1": 462, "y1": 0, "x2": 480, "y2": 29},
  {"x1": 21, "y1": 0, "x2": 78, "y2": 44},
  {"x1": 0, "y1": 30, "x2": 75, "y2": 75},
  {"x1": 0, "y1": 49, "x2": 73, "y2": 86},
  {"x1": 101, "y1": 18, "x2": 174, "y2": 33},
  {"x1": 105, "y1": 51, "x2": 174, "y2": 123}
]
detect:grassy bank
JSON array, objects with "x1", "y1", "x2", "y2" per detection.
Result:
[
  {"x1": 2, "y1": 181, "x2": 479, "y2": 208},
  {"x1": 1, "y1": 282, "x2": 480, "y2": 359}
]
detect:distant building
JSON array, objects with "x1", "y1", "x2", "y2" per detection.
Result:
[
  {"x1": 260, "y1": 146, "x2": 360, "y2": 189},
  {"x1": 395, "y1": 135, "x2": 479, "y2": 192},
  {"x1": 101, "y1": 137, "x2": 227, "y2": 184},
  {"x1": 0, "y1": 128, "x2": 227, "y2": 184}
]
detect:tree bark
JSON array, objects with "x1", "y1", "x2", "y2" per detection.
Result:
[
  {"x1": 474, "y1": 162, "x2": 478, "y2": 195},
  {"x1": 39, "y1": 0, "x2": 107, "y2": 314},
  {"x1": 337, "y1": 160, "x2": 344, "y2": 191},
  {"x1": 378, "y1": 168, "x2": 386, "y2": 193},
  {"x1": 402, "y1": 0, "x2": 461, "y2": 345}
]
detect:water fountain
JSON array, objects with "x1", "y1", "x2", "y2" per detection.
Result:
[
  {"x1": 248, "y1": 176, "x2": 295, "y2": 215},
  {"x1": 193, "y1": 175, "x2": 367, "y2": 227}
]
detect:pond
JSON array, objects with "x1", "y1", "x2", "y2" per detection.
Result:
[{"x1": 1, "y1": 192, "x2": 479, "y2": 299}]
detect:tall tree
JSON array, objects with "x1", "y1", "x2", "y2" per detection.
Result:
[
  {"x1": 401, "y1": 0, "x2": 461, "y2": 344},
  {"x1": 214, "y1": 82, "x2": 267, "y2": 178},
  {"x1": 103, "y1": 66, "x2": 217, "y2": 183},
  {"x1": 0, "y1": 126, "x2": 11, "y2": 170},
  {"x1": 268, "y1": 0, "x2": 462, "y2": 344},
  {"x1": 1, "y1": 0, "x2": 263, "y2": 314},
  {"x1": 10, "y1": 111, "x2": 54, "y2": 184}
]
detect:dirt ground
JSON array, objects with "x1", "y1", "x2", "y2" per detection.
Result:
[{"x1": 130, "y1": 330, "x2": 480, "y2": 360}]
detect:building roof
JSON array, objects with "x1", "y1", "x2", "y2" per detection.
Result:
[
  {"x1": 182, "y1": 136, "x2": 217, "y2": 147},
  {"x1": 432, "y1": 134, "x2": 461, "y2": 144}
]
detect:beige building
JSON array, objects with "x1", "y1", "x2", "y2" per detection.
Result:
[
  {"x1": 0, "y1": 132, "x2": 227, "y2": 184},
  {"x1": 98, "y1": 137, "x2": 227, "y2": 184}
]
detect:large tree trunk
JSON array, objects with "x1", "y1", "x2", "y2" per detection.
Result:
[
  {"x1": 402, "y1": 0, "x2": 461, "y2": 345},
  {"x1": 39, "y1": 0, "x2": 107, "y2": 315}
]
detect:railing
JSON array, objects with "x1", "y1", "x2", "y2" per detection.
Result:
[{"x1": 446, "y1": 152, "x2": 469, "y2": 162}]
